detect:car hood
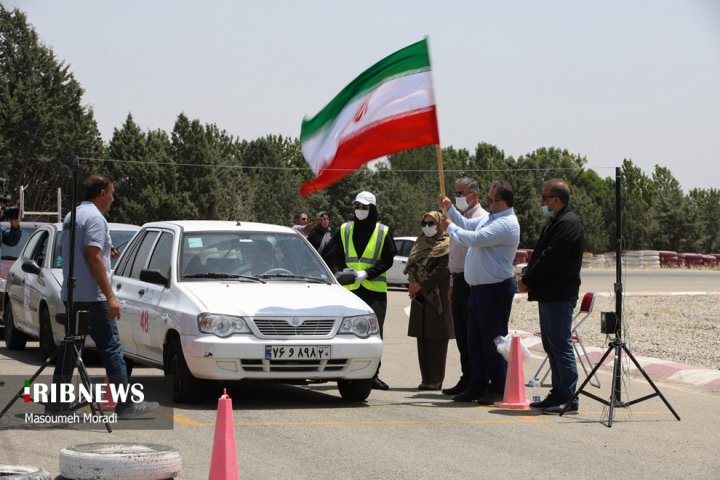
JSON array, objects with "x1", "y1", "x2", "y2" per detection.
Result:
[{"x1": 182, "y1": 282, "x2": 374, "y2": 317}]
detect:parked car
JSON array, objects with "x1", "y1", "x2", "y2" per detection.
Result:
[
  {"x1": 1, "y1": 221, "x2": 49, "y2": 319},
  {"x1": 387, "y1": 236, "x2": 416, "y2": 287},
  {"x1": 3, "y1": 222, "x2": 139, "y2": 359},
  {"x1": 109, "y1": 220, "x2": 383, "y2": 403}
]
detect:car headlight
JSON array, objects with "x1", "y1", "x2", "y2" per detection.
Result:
[
  {"x1": 197, "y1": 313, "x2": 250, "y2": 338},
  {"x1": 339, "y1": 314, "x2": 379, "y2": 338}
]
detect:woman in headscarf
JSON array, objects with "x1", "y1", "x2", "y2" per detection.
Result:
[{"x1": 405, "y1": 211, "x2": 454, "y2": 390}]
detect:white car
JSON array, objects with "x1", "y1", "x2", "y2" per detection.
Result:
[
  {"x1": 110, "y1": 220, "x2": 382, "y2": 403},
  {"x1": 3, "y1": 223, "x2": 139, "y2": 359},
  {"x1": 386, "y1": 236, "x2": 416, "y2": 287}
]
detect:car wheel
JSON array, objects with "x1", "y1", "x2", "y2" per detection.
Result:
[
  {"x1": 3, "y1": 301, "x2": 27, "y2": 350},
  {"x1": 38, "y1": 307, "x2": 56, "y2": 362},
  {"x1": 337, "y1": 378, "x2": 374, "y2": 402},
  {"x1": 167, "y1": 337, "x2": 199, "y2": 403},
  {"x1": 59, "y1": 443, "x2": 181, "y2": 480},
  {"x1": 0, "y1": 464, "x2": 52, "y2": 479}
]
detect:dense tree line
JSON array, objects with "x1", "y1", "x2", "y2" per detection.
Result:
[{"x1": 2, "y1": 6, "x2": 718, "y2": 254}]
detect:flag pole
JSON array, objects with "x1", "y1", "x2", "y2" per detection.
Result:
[{"x1": 436, "y1": 144, "x2": 445, "y2": 198}]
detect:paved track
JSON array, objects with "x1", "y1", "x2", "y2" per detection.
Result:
[{"x1": 1, "y1": 284, "x2": 718, "y2": 479}]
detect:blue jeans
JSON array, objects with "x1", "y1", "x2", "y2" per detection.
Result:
[
  {"x1": 466, "y1": 279, "x2": 516, "y2": 395},
  {"x1": 538, "y1": 300, "x2": 578, "y2": 402},
  {"x1": 53, "y1": 301, "x2": 129, "y2": 408}
]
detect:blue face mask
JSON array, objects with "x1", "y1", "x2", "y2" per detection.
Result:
[{"x1": 541, "y1": 205, "x2": 553, "y2": 218}]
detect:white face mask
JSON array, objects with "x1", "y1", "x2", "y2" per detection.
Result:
[
  {"x1": 455, "y1": 196, "x2": 469, "y2": 212},
  {"x1": 422, "y1": 225, "x2": 438, "y2": 237},
  {"x1": 355, "y1": 209, "x2": 369, "y2": 220}
]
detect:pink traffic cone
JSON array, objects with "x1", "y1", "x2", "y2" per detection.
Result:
[
  {"x1": 494, "y1": 334, "x2": 531, "y2": 409},
  {"x1": 209, "y1": 389, "x2": 239, "y2": 480},
  {"x1": 101, "y1": 374, "x2": 116, "y2": 411}
]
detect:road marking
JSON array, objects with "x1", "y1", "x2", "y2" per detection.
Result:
[{"x1": 173, "y1": 413, "x2": 207, "y2": 426}]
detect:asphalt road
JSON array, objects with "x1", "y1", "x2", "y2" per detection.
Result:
[{"x1": 0, "y1": 283, "x2": 718, "y2": 479}]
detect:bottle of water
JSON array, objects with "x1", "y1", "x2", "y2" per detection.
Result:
[{"x1": 530, "y1": 377, "x2": 541, "y2": 403}]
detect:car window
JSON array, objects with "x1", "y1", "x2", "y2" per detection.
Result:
[
  {"x1": 2, "y1": 227, "x2": 40, "y2": 260},
  {"x1": 129, "y1": 231, "x2": 160, "y2": 280},
  {"x1": 31, "y1": 231, "x2": 50, "y2": 267},
  {"x1": 109, "y1": 230, "x2": 138, "y2": 268},
  {"x1": 180, "y1": 231, "x2": 331, "y2": 282},
  {"x1": 114, "y1": 232, "x2": 142, "y2": 277},
  {"x1": 146, "y1": 231, "x2": 174, "y2": 279}
]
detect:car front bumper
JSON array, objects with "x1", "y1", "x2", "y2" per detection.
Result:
[{"x1": 180, "y1": 334, "x2": 383, "y2": 381}]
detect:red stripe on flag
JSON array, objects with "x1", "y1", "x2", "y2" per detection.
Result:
[
  {"x1": 24, "y1": 394, "x2": 30, "y2": 403},
  {"x1": 300, "y1": 107, "x2": 439, "y2": 197}
]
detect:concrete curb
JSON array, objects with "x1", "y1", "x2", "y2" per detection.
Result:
[{"x1": 516, "y1": 331, "x2": 720, "y2": 393}]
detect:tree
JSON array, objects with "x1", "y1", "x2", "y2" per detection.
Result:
[{"x1": 0, "y1": 6, "x2": 102, "y2": 214}]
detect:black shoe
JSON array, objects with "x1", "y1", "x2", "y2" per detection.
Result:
[
  {"x1": 452, "y1": 389, "x2": 483, "y2": 402},
  {"x1": 372, "y1": 377, "x2": 389, "y2": 391},
  {"x1": 476, "y1": 392, "x2": 504, "y2": 406},
  {"x1": 43, "y1": 402, "x2": 76, "y2": 414},
  {"x1": 116, "y1": 401, "x2": 159, "y2": 419},
  {"x1": 542, "y1": 402, "x2": 579, "y2": 415},
  {"x1": 441, "y1": 381, "x2": 467, "y2": 396},
  {"x1": 530, "y1": 395, "x2": 563, "y2": 409}
]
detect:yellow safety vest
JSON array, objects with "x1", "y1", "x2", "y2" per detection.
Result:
[{"x1": 340, "y1": 221, "x2": 388, "y2": 292}]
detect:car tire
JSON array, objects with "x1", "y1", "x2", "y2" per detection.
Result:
[
  {"x1": 58, "y1": 443, "x2": 181, "y2": 480},
  {"x1": 167, "y1": 337, "x2": 200, "y2": 403},
  {"x1": 337, "y1": 378, "x2": 374, "y2": 402},
  {"x1": 3, "y1": 301, "x2": 27, "y2": 350},
  {"x1": 38, "y1": 307, "x2": 56, "y2": 362},
  {"x1": 0, "y1": 464, "x2": 52, "y2": 480}
]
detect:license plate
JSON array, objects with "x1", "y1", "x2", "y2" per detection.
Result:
[{"x1": 265, "y1": 345, "x2": 330, "y2": 360}]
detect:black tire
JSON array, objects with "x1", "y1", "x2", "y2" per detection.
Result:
[
  {"x1": 337, "y1": 378, "x2": 374, "y2": 402},
  {"x1": 59, "y1": 443, "x2": 181, "y2": 480},
  {"x1": 38, "y1": 307, "x2": 56, "y2": 362},
  {"x1": 167, "y1": 337, "x2": 200, "y2": 403},
  {"x1": 0, "y1": 464, "x2": 52, "y2": 480},
  {"x1": 3, "y1": 300, "x2": 27, "y2": 350}
]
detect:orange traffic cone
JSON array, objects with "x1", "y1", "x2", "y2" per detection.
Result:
[
  {"x1": 209, "y1": 388, "x2": 239, "y2": 480},
  {"x1": 494, "y1": 334, "x2": 531, "y2": 409},
  {"x1": 101, "y1": 374, "x2": 116, "y2": 411}
]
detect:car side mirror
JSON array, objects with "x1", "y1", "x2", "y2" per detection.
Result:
[
  {"x1": 335, "y1": 270, "x2": 356, "y2": 286},
  {"x1": 21, "y1": 260, "x2": 41, "y2": 275},
  {"x1": 139, "y1": 269, "x2": 170, "y2": 288}
]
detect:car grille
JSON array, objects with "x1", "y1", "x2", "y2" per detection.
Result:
[
  {"x1": 252, "y1": 318, "x2": 336, "y2": 337},
  {"x1": 241, "y1": 359, "x2": 347, "y2": 373}
]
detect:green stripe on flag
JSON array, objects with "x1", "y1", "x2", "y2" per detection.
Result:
[
  {"x1": 301, "y1": 38, "x2": 431, "y2": 141},
  {"x1": 25, "y1": 379, "x2": 30, "y2": 388}
]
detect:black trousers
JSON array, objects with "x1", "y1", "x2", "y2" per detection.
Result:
[
  {"x1": 451, "y1": 273, "x2": 471, "y2": 383},
  {"x1": 353, "y1": 288, "x2": 387, "y2": 376}
]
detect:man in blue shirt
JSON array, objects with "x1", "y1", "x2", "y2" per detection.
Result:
[{"x1": 440, "y1": 180, "x2": 520, "y2": 405}]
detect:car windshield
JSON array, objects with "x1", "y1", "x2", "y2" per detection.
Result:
[
  {"x1": 53, "y1": 228, "x2": 138, "y2": 268},
  {"x1": 179, "y1": 231, "x2": 332, "y2": 283},
  {"x1": 0, "y1": 227, "x2": 39, "y2": 259}
]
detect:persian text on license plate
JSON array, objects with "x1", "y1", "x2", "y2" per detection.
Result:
[{"x1": 265, "y1": 345, "x2": 330, "y2": 360}]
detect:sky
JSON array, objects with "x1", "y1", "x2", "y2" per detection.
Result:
[{"x1": 6, "y1": 0, "x2": 720, "y2": 191}]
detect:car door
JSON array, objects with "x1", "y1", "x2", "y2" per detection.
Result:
[
  {"x1": 388, "y1": 239, "x2": 413, "y2": 285},
  {"x1": 133, "y1": 230, "x2": 174, "y2": 363},
  {"x1": 20, "y1": 228, "x2": 54, "y2": 334},
  {"x1": 7, "y1": 229, "x2": 46, "y2": 333}
]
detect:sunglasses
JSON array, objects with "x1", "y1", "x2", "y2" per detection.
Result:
[
  {"x1": 420, "y1": 221, "x2": 436, "y2": 227},
  {"x1": 455, "y1": 191, "x2": 474, "y2": 197},
  {"x1": 353, "y1": 203, "x2": 370, "y2": 210}
]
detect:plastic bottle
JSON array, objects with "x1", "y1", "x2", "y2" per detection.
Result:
[{"x1": 530, "y1": 377, "x2": 542, "y2": 403}]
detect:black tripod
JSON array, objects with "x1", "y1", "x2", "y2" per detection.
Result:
[
  {"x1": 0, "y1": 157, "x2": 112, "y2": 432},
  {"x1": 560, "y1": 167, "x2": 680, "y2": 427}
]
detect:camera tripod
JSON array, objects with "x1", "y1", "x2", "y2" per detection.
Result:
[
  {"x1": 560, "y1": 167, "x2": 680, "y2": 427},
  {"x1": 0, "y1": 157, "x2": 112, "y2": 432},
  {"x1": 0, "y1": 321, "x2": 113, "y2": 433}
]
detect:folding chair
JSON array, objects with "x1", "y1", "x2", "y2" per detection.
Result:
[{"x1": 530, "y1": 292, "x2": 601, "y2": 388}]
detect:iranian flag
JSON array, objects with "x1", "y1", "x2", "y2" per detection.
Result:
[{"x1": 299, "y1": 38, "x2": 439, "y2": 196}]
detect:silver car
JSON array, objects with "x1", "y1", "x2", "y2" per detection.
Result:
[
  {"x1": 3, "y1": 222, "x2": 139, "y2": 359},
  {"x1": 386, "y1": 236, "x2": 415, "y2": 287}
]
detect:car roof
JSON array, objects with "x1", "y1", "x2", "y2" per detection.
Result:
[
  {"x1": 0, "y1": 221, "x2": 53, "y2": 228},
  {"x1": 395, "y1": 236, "x2": 416, "y2": 241},
  {"x1": 141, "y1": 220, "x2": 296, "y2": 234},
  {"x1": 49, "y1": 222, "x2": 140, "y2": 232}
]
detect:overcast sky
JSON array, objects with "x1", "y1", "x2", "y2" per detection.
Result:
[{"x1": 6, "y1": 0, "x2": 720, "y2": 191}]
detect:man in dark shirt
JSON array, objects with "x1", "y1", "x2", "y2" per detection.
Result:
[
  {"x1": 307, "y1": 211, "x2": 335, "y2": 270},
  {"x1": 519, "y1": 178, "x2": 585, "y2": 414}
]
